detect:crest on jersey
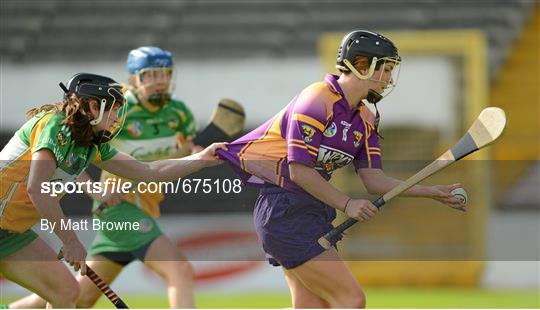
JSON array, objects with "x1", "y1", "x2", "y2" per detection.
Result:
[
  {"x1": 353, "y1": 131, "x2": 363, "y2": 148},
  {"x1": 301, "y1": 124, "x2": 316, "y2": 143},
  {"x1": 56, "y1": 132, "x2": 67, "y2": 146},
  {"x1": 127, "y1": 120, "x2": 143, "y2": 137},
  {"x1": 323, "y1": 122, "x2": 337, "y2": 137},
  {"x1": 168, "y1": 118, "x2": 179, "y2": 129}
]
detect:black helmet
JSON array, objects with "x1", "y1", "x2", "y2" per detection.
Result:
[
  {"x1": 336, "y1": 30, "x2": 400, "y2": 72},
  {"x1": 59, "y1": 73, "x2": 127, "y2": 143},
  {"x1": 60, "y1": 73, "x2": 124, "y2": 111},
  {"x1": 336, "y1": 31, "x2": 402, "y2": 135}
]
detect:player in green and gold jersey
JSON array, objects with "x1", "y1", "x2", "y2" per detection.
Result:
[
  {"x1": 0, "y1": 72, "x2": 225, "y2": 308},
  {"x1": 10, "y1": 47, "x2": 204, "y2": 309},
  {"x1": 82, "y1": 47, "x2": 201, "y2": 308}
]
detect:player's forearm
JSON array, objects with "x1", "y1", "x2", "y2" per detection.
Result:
[
  {"x1": 289, "y1": 162, "x2": 349, "y2": 211},
  {"x1": 144, "y1": 153, "x2": 207, "y2": 181},
  {"x1": 100, "y1": 152, "x2": 208, "y2": 182},
  {"x1": 360, "y1": 169, "x2": 434, "y2": 197}
]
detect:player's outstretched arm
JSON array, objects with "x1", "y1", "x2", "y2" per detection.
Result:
[
  {"x1": 75, "y1": 171, "x2": 124, "y2": 207},
  {"x1": 96, "y1": 142, "x2": 227, "y2": 182}
]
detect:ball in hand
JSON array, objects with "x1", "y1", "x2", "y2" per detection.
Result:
[{"x1": 451, "y1": 188, "x2": 468, "y2": 204}]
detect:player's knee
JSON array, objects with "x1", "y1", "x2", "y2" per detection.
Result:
[
  {"x1": 332, "y1": 287, "x2": 366, "y2": 308},
  {"x1": 348, "y1": 289, "x2": 367, "y2": 309},
  {"x1": 292, "y1": 296, "x2": 329, "y2": 308},
  {"x1": 355, "y1": 289, "x2": 367, "y2": 308},
  {"x1": 50, "y1": 277, "x2": 80, "y2": 307}
]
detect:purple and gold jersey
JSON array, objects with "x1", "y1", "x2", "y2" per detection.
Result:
[{"x1": 219, "y1": 74, "x2": 382, "y2": 195}]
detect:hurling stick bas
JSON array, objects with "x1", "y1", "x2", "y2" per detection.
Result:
[{"x1": 318, "y1": 107, "x2": 506, "y2": 249}]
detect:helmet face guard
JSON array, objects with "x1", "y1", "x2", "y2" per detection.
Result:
[
  {"x1": 90, "y1": 88, "x2": 127, "y2": 144},
  {"x1": 93, "y1": 102, "x2": 127, "y2": 144},
  {"x1": 133, "y1": 67, "x2": 174, "y2": 107},
  {"x1": 344, "y1": 56, "x2": 401, "y2": 104},
  {"x1": 336, "y1": 30, "x2": 401, "y2": 104},
  {"x1": 127, "y1": 46, "x2": 174, "y2": 107}
]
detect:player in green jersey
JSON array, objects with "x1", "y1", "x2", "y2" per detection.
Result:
[
  {"x1": 0, "y1": 72, "x2": 225, "y2": 308},
  {"x1": 9, "y1": 47, "x2": 204, "y2": 309},
  {"x1": 80, "y1": 47, "x2": 201, "y2": 308}
]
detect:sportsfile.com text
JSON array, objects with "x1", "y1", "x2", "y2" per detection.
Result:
[{"x1": 40, "y1": 178, "x2": 244, "y2": 197}]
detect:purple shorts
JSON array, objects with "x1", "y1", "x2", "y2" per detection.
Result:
[{"x1": 253, "y1": 186, "x2": 341, "y2": 269}]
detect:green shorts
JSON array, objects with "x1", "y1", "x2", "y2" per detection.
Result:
[
  {"x1": 89, "y1": 201, "x2": 162, "y2": 257},
  {"x1": 0, "y1": 228, "x2": 38, "y2": 260}
]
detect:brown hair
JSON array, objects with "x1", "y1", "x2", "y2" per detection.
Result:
[
  {"x1": 339, "y1": 55, "x2": 383, "y2": 73},
  {"x1": 352, "y1": 55, "x2": 370, "y2": 71},
  {"x1": 26, "y1": 94, "x2": 96, "y2": 146}
]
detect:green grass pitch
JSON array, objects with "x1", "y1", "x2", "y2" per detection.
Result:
[
  {"x1": 87, "y1": 288, "x2": 539, "y2": 308},
  {"x1": 2, "y1": 287, "x2": 538, "y2": 308}
]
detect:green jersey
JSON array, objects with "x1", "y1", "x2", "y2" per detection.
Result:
[
  {"x1": 0, "y1": 111, "x2": 118, "y2": 232},
  {"x1": 89, "y1": 91, "x2": 197, "y2": 254},
  {"x1": 112, "y1": 91, "x2": 197, "y2": 161},
  {"x1": 98, "y1": 91, "x2": 197, "y2": 218}
]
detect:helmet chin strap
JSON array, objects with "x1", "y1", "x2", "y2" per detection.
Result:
[
  {"x1": 366, "y1": 89, "x2": 384, "y2": 139},
  {"x1": 367, "y1": 89, "x2": 383, "y2": 104},
  {"x1": 92, "y1": 130, "x2": 114, "y2": 144}
]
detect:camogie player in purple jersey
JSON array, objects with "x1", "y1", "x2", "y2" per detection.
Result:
[{"x1": 218, "y1": 30, "x2": 466, "y2": 308}]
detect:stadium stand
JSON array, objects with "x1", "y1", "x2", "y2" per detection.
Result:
[{"x1": 1, "y1": 0, "x2": 536, "y2": 78}]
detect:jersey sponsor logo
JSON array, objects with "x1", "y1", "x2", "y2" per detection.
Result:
[
  {"x1": 127, "y1": 120, "x2": 143, "y2": 137},
  {"x1": 301, "y1": 124, "x2": 316, "y2": 143},
  {"x1": 315, "y1": 145, "x2": 353, "y2": 173},
  {"x1": 353, "y1": 130, "x2": 363, "y2": 148},
  {"x1": 130, "y1": 145, "x2": 177, "y2": 160},
  {"x1": 323, "y1": 122, "x2": 337, "y2": 137},
  {"x1": 114, "y1": 135, "x2": 179, "y2": 160}
]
